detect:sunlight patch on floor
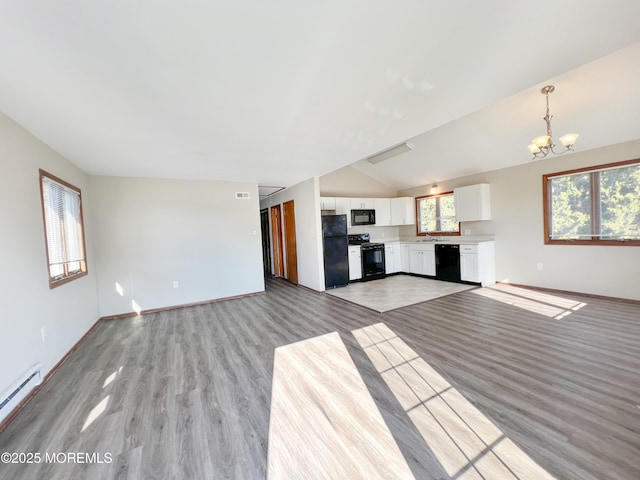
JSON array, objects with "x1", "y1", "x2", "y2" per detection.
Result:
[
  {"x1": 81, "y1": 395, "x2": 109, "y2": 432},
  {"x1": 473, "y1": 284, "x2": 586, "y2": 320},
  {"x1": 102, "y1": 366, "x2": 123, "y2": 389},
  {"x1": 267, "y1": 332, "x2": 414, "y2": 479},
  {"x1": 353, "y1": 323, "x2": 556, "y2": 480}
]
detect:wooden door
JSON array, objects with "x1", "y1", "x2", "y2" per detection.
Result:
[
  {"x1": 270, "y1": 205, "x2": 284, "y2": 277},
  {"x1": 282, "y1": 200, "x2": 298, "y2": 284}
]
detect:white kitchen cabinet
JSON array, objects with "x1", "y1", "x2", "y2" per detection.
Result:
[
  {"x1": 334, "y1": 197, "x2": 351, "y2": 227},
  {"x1": 374, "y1": 198, "x2": 392, "y2": 226},
  {"x1": 399, "y1": 243, "x2": 410, "y2": 272},
  {"x1": 348, "y1": 246, "x2": 362, "y2": 281},
  {"x1": 459, "y1": 246, "x2": 479, "y2": 282},
  {"x1": 454, "y1": 184, "x2": 491, "y2": 222},
  {"x1": 408, "y1": 244, "x2": 435, "y2": 276},
  {"x1": 423, "y1": 249, "x2": 436, "y2": 276},
  {"x1": 459, "y1": 242, "x2": 495, "y2": 286},
  {"x1": 350, "y1": 198, "x2": 374, "y2": 209},
  {"x1": 409, "y1": 250, "x2": 420, "y2": 274},
  {"x1": 385, "y1": 244, "x2": 395, "y2": 274},
  {"x1": 320, "y1": 197, "x2": 336, "y2": 210},
  {"x1": 390, "y1": 197, "x2": 416, "y2": 226},
  {"x1": 384, "y1": 243, "x2": 401, "y2": 274}
]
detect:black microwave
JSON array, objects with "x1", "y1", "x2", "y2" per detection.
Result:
[{"x1": 351, "y1": 209, "x2": 376, "y2": 226}]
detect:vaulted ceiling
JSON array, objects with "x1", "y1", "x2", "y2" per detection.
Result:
[{"x1": 1, "y1": 1, "x2": 640, "y2": 190}]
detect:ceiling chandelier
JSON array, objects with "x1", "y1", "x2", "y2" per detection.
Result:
[{"x1": 528, "y1": 85, "x2": 578, "y2": 159}]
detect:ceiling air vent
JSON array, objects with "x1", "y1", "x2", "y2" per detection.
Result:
[
  {"x1": 366, "y1": 142, "x2": 414, "y2": 165},
  {"x1": 235, "y1": 192, "x2": 250, "y2": 199}
]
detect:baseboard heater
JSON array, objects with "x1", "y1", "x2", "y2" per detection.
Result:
[{"x1": 0, "y1": 363, "x2": 43, "y2": 411}]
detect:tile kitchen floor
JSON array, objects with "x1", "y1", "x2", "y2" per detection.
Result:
[{"x1": 325, "y1": 275, "x2": 475, "y2": 312}]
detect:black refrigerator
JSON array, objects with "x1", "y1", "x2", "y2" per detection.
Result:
[{"x1": 322, "y1": 214, "x2": 349, "y2": 289}]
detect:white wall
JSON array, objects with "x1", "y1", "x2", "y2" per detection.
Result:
[
  {"x1": 400, "y1": 139, "x2": 640, "y2": 301},
  {"x1": 261, "y1": 177, "x2": 325, "y2": 291},
  {"x1": 91, "y1": 176, "x2": 265, "y2": 317},
  {"x1": 0, "y1": 112, "x2": 99, "y2": 423},
  {"x1": 319, "y1": 165, "x2": 397, "y2": 197}
]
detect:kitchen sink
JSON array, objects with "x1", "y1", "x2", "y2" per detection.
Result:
[{"x1": 414, "y1": 238, "x2": 449, "y2": 242}]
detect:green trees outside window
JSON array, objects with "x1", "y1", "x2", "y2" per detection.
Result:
[
  {"x1": 544, "y1": 159, "x2": 640, "y2": 245},
  {"x1": 416, "y1": 192, "x2": 459, "y2": 235}
]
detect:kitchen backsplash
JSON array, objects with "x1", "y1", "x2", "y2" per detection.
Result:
[{"x1": 348, "y1": 224, "x2": 400, "y2": 240}]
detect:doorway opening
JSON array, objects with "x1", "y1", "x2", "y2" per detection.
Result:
[{"x1": 260, "y1": 209, "x2": 271, "y2": 276}]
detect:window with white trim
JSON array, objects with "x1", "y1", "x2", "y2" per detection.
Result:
[
  {"x1": 415, "y1": 191, "x2": 460, "y2": 235},
  {"x1": 39, "y1": 170, "x2": 88, "y2": 287},
  {"x1": 543, "y1": 159, "x2": 640, "y2": 245}
]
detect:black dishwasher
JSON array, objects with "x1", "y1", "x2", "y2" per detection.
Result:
[{"x1": 435, "y1": 244, "x2": 461, "y2": 282}]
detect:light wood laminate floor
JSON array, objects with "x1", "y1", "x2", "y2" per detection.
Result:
[{"x1": 1, "y1": 279, "x2": 639, "y2": 479}]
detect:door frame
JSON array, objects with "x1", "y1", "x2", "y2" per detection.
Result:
[{"x1": 270, "y1": 205, "x2": 284, "y2": 277}]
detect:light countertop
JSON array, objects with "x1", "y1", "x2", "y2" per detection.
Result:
[{"x1": 372, "y1": 236, "x2": 495, "y2": 245}]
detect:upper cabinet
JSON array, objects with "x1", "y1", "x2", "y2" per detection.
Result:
[
  {"x1": 374, "y1": 198, "x2": 391, "y2": 226},
  {"x1": 390, "y1": 197, "x2": 416, "y2": 226},
  {"x1": 320, "y1": 197, "x2": 336, "y2": 210},
  {"x1": 334, "y1": 197, "x2": 351, "y2": 227},
  {"x1": 319, "y1": 195, "x2": 416, "y2": 227},
  {"x1": 454, "y1": 184, "x2": 491, "y2": 222},
  {"x1": 350, "y1": 198, "x2": 374, "y2": 209}
]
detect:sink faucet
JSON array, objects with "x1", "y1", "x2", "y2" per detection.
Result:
[{"x1": 425, "y1": 233, "x2": 444, "y2": 242}]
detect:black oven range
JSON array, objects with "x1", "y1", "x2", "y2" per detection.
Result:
[{"x1": 348, "y1": 234, "x2": 386, "y2": 282}]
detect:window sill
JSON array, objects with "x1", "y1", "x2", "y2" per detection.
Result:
[
  {"x1": 545, "y1": 239, "x2": 640, "y2": 246},
  {"x1": 49, "y1": 271, "x2": 88, "y2": 289}
]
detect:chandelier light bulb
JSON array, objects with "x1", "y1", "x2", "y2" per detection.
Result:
[
  {"x1": 559, "y1": 133, "x2": 579, "y2": 148},
  {"x1": 528, "y1": 144, "x2": 541, "y2": 154},
  {"x1": 533, "y1": 135, "x2": 551, "y2": 148}
]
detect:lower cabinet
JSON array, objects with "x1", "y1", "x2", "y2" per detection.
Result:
[
  {"x1": 351, "y1": 241, "x2": 494, "y2": 285},
  {"x1": 399, "y1": 243, "x2": 409, "y2": 272},
  {"x1": 459, "y1": 243, "x2": 495, "y2": 286},
  {"x1": 460, "y1": 248, "x2": 479, "y2": 282},
  {"x1": 348, "y1": 246, "x2": 362, "y2": 281},
  {"x1": 408, "y1": 244, "x2": 435, "y2": 276},
  {"x1": 384, "y1": 243, "x2": 402, "y2": 274}
]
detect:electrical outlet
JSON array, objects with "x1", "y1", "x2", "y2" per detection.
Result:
[
  {"x1": 173, "y1": 281, "x2": 179, "y2": 289},
  {"x1": 41, "y1": 327, "x2": 47, "y2": 342},
  {"x1": 536, "y1": 262, "x2": 543, "y2": 271}
]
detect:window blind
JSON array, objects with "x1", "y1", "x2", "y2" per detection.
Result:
[{"x1": 41, "y1": 174, "x2": 85, "y2": 281}]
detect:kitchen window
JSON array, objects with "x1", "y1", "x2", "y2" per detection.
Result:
[
  {"x1": 39, "y1": 170, "x2": 88, "y2": 287},
  {"x1": 543, "y1": 159, "x2": 640, "y2": 245},
  {"x1": 416, "y1": 191, "x2": 460, "y2": 235}
]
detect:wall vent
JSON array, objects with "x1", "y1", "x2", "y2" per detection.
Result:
[
  {"x1": 235, "y1": 192, "x2": 250, "y2": 199},
  {"x1": 366, "y1": 142, "x2": 414, "y2": 165},
  {"x1": 1, "y1": 364, "x2": 42, "y2": 411}
]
